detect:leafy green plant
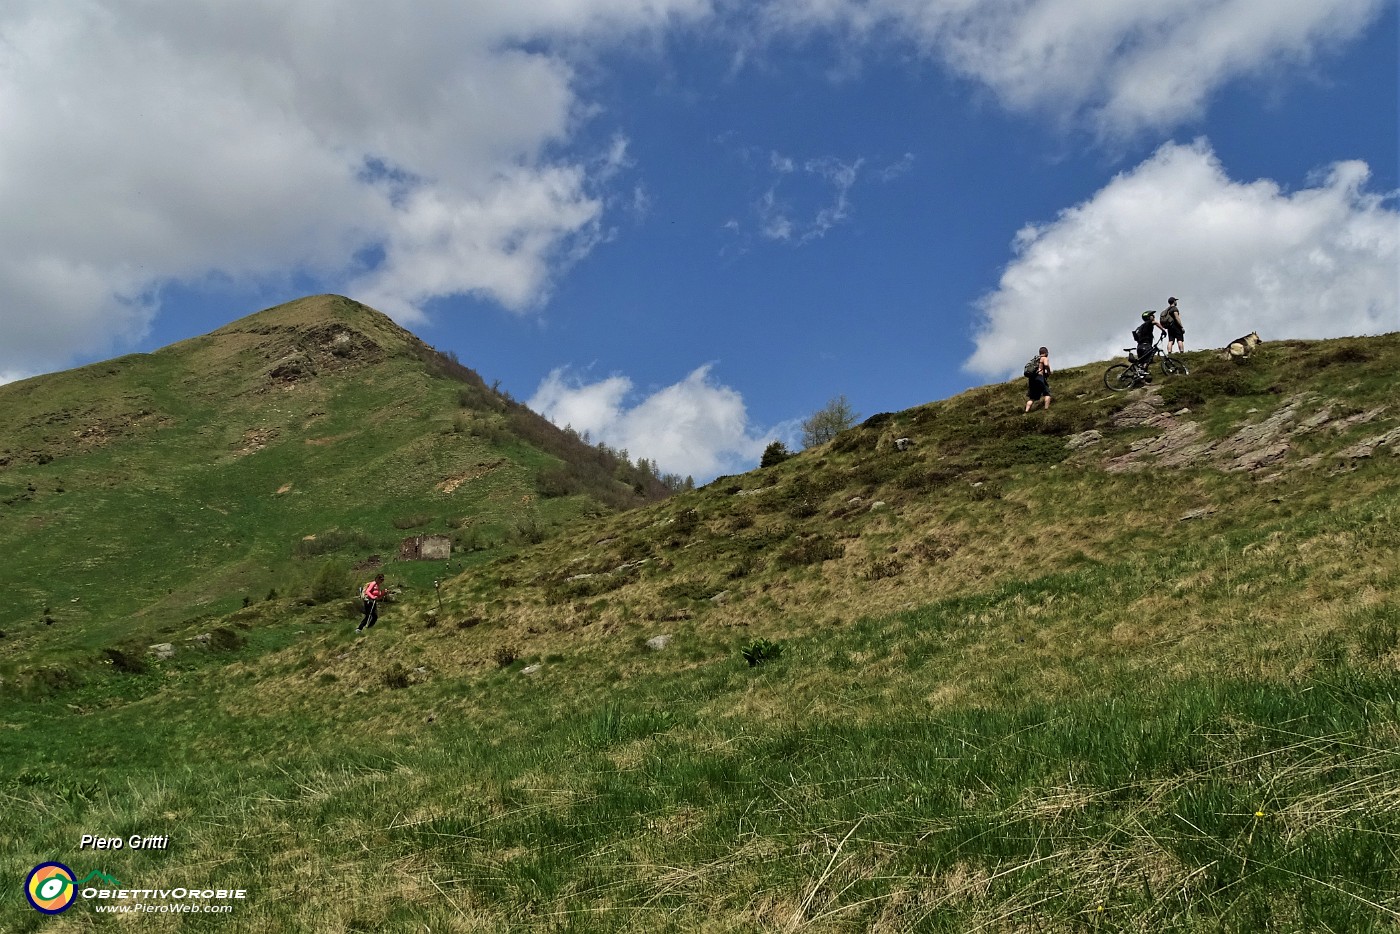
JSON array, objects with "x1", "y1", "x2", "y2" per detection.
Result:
[{"x1": 741, "y1": 638, "x2": 784, "y2": 667}]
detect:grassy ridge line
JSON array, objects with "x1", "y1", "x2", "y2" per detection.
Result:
[{"x1": 396, "y1": 333, "x2": 1400, "y2": 664}]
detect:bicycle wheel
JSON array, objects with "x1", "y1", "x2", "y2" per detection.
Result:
[
  {"x1": 1161, "y1": 356, "x2": 1189, "y2": 376},
  {"x1": 1104, "y1": 364, "x2": 1137, "y2": 391}
]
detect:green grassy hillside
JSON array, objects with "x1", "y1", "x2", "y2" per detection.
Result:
[
  {"x1": 0, "y1": 294, "x2": 670, "y2": 660},
  {"x1": 2, "y1": 329, "x2": 1397, "y2": 932}
]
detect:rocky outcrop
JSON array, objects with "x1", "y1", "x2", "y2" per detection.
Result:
[{"x1": 1103, "y1": 392, "x2": 1395, "y2": 475}]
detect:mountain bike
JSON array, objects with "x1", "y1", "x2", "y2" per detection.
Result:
[{"x1": 1104, "y1": 340, "x2": 1189, "y2": 392}]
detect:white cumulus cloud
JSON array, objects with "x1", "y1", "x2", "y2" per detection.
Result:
[
  {"x1": 748, "y1": 0, "x2": 1388, "y2": 136},
  {"x1": 966, "y1": 139, "x2": 1400, "y2": 378},
  {"x1": 528, "y1": 365, "x2": 773, "y2": 480},
  {"x1": 0, "y1": 0, "x2": 711, "y2": 377}
]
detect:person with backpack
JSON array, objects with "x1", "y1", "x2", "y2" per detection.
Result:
[
  {"x1": 1161, "y1": 297, "x2": 1185, "y2": 353},
  {"x1": 1132, "y1": 311, "x2": 1166, "y2": 379},
  {"x1": 1023, "y1": 346, "x2": 1052, "y2": 413},
  {"x1": 357, "y1": 573, "x2": 386, "y2": 632}
]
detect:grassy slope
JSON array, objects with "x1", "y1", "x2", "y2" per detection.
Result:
[
  {"x1": 0, "y1": 294, "x2": 649, "y2": 663},
  {"x1": 2, "y1": 333, "x2": 1398, "y2": 932}
]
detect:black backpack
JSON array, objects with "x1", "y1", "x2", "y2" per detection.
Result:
[{"x1": 1024, "y1": 356, "x2": 1041, "y2": 378}]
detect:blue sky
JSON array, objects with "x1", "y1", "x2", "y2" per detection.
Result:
[{"x1": 2, "y1": 1, "x2": 1396, "y2": 480}]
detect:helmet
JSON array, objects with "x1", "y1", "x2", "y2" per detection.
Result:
[{"x1": 1142, "y1": 310, "x2": 1155, "y2": 320}]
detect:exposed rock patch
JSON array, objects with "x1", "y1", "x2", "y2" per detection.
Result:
[
  {"x1": 257, "y1": 323, "x2": 386, "y2": 389},
  {"x1": 1066, "y1": 430, "x2": 1102, "y2": 451},
  {"x1": 1110, "y1": 389, "x2": 1177, "y2": 430},
  {"x1": 1337, "y1": 426, "x2": 1400, "y2": 460},
  {"x1": 438, "y1": 459, "x2": 506, "y2": 494},
  {"x1": 235, "y1": 428, "x2": 279, "y2": 457},
  {"x1": 1103, "y1": 392, "x2": 1394, "y2": 475}
]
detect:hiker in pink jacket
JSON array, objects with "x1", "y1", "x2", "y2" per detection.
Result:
[{"x1": 357, "y1": 574, "x2": 386, "y2": 632}]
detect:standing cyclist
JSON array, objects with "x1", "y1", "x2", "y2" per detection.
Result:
[
  {"x1": 1161, "y1": 297, "x2": 1186, "y2": 354},
  {"x1": 1133, "y1": 311, "x2": 1166, "y2": 380}
]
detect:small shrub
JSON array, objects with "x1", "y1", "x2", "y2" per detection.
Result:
[
  {"x1": 511, "y1": 515, "x2": 548, "y2": 545},
  {"x1": 103, "y1": 646, "x2": 149, "y2": 675},
  {"x1": 727, "y1": 511, "x2": 755, "y2": 531},
  {"x1": 760, "y1": 441, "x2": 793, "y2": 468},
  {"x1": 392, "y1": 513, "x2": 435, "y2": 530},
  {"x1": 493, "y1": 645, "x2": 519, "y2": 668},
  {"x1": 914, "y1": 533, "x2": 960, "y2": 563},
  {"x1": 208, "y1": 627, "x2": 246, "y2": 652},
  {"x1": 727, "y1": 557, "x2": 759, "y2": 580},
  {"x1": 741, "y1": 638, "x2": 783, "y2": 667},
  {"x1": 777, "y1": 535, "x2": 843, "y2": 568},
  {"x1": 381, "y1": 663, "x2": 411, "y2": 690},
  {"x1": 861, "y1": 412, "x2": 895, "y2": 430},
  {"x1": 1157, "y1": 381, "x2": 1208, "y2": 409},
  {"x1": 308, "y1": 561, "x2": 350, "y2": 605}
]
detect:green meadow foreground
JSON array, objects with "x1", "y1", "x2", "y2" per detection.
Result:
[{"x1": 2, "y1": 300, "x2": 1397, "y2": 931}]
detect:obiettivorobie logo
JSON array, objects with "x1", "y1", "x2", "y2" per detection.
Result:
[
  {"x1": 24, "y1": 862, "x2": 247, "y2": 916},
  {"x1": 25, "y1": 863, "x2": 121, "y2": 914}
]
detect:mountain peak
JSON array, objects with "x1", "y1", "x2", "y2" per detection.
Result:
[
  {"x1": 157, "y1": 295, "x2": 427, "y2": 390},
  {"x1": 202, "y1": 294, "x2": 419, "y2": 353}
]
